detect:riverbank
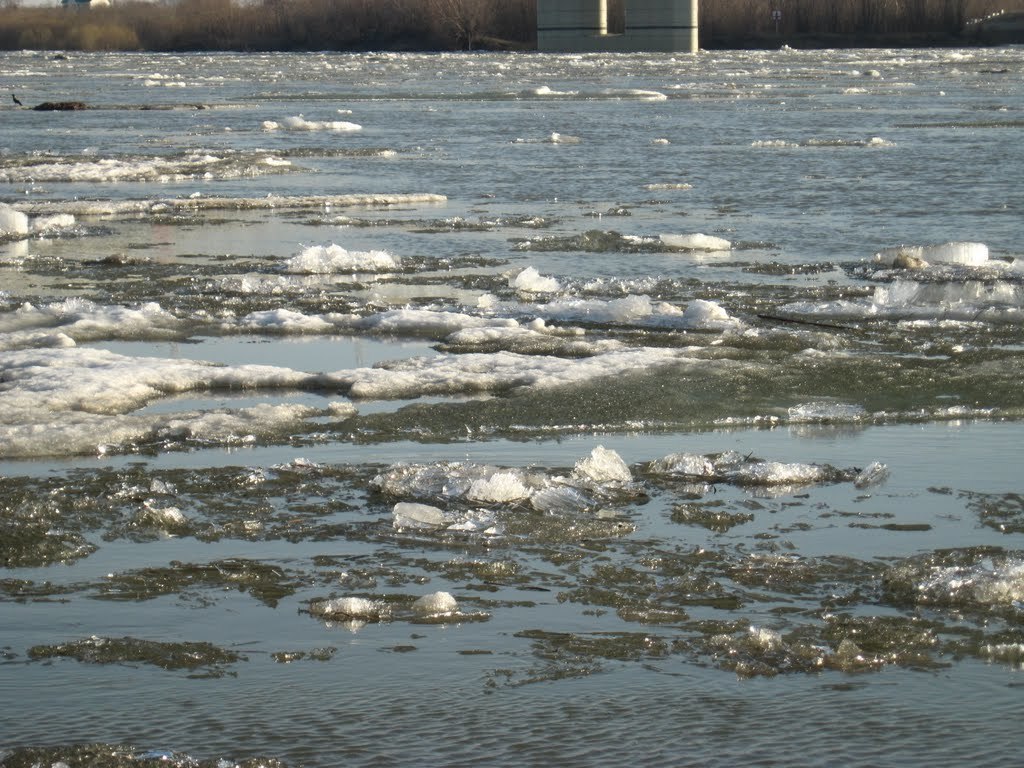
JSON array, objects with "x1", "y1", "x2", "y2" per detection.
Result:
[{"x1": 1, "y1": 1, "x2": 1022, "y2": 52}]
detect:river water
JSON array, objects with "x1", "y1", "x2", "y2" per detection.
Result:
[{"x1": 1, "y1": 47, "x2": 1023, "y2": 767}]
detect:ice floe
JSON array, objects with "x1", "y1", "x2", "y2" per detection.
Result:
[
  {"x1": 15, "y1": 193, "x2": 448, "y2": 217},
  {"x1": 0, "y1": 153, "x2": 294, "y2": 184},
  {"x1": 659, "y1": 233, "x2": 732, "y2": 251},
  {"x1": 779, "y1": 278, "x2": 1024, "y2": 323},
  {"x1": 572, "y1": 445, "x2": 633, "y2": 485},
  {"x1": 510, "y1": 266, "x2": 561, "y2": 293},
  {"x1": 412, "y1": 591, "x2": 458, "y2": 616},
  {"x1": 262, "y1": 116, "x2": 362, "y2": 132},
  {"x1": 283, "y1": 243, "x2": 400, "y2": 274},
  {"x1": 310, "y1": 596, "x2": 389, "y2": 621},
  {"x1": 522, "y1": 295, "x2": 741, "y2": 331},
  {"x1": 0, "y1": 343, "x2": 684, "y2": 457},
  {"x1": 0, "y1": 203, "x2": 29, "y2": 236},
  {"x1": 887, "y1": 554, "x2": 1024, "y2": 612},
  {"x1": 874, "y1": 241, "x2": 989, "y2": 267}
]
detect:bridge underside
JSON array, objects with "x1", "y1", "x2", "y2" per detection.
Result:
[{"x1": 538, "y1": 0, "x2": 698, "y2": 53}]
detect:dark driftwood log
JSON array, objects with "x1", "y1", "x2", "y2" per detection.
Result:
[{"x1": 32, "y1": 101, "x2": 88, "y2": 111}]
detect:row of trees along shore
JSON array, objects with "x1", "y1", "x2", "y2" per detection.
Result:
[{"x1": 0, "y1": 0, "x2": 1021, "y2": 52}]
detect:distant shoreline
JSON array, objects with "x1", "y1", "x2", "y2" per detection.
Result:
[{"x1": 0, "y1": 1, "x2": 1021, "y2": 53}]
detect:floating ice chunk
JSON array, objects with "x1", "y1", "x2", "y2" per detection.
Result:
[
  {"x1": 730, "y1": 461, "x2": 826, "y2": 486},
  {"x1": 854, "y1": 461, "x2": 889, "y2": 488},
  {"x1": 31, "y1": 213, "x2": 75, "y2": 233},
  {"x1": 311, "y1": 596, "x2": 387, "y2": 620},
  {"x1": 530, "y1": 485, "x2": 594, "y2": 514},
  {"x1": 445, "y1": 509, "x2": 500, "y2": 534},
  {"x1": 788, "y1": 402, "x2": 866, "y2": 423},
  {"x1": 645, "y1": 182, "x2": 692, "y2": 190},
  {"x1": 392, "y1": 501, "x2": 447, "y2": 529},
  {"x1": 875, "y1": 242, "x2": 988, "y2": 267},
  {"x1": 603, "y1": 88, "x2": 667, "y2": 101},
  {"x1": 572, "y1": 446, "x2": 632, "y2": 485},
  {"x1": 412, "y1": 591, "x2": 458, "y2": 616},
  {"x1": 373, "y1": 461, "x2": 504, "y2": 500},
  {"x1": 356, "y1": 308, "x2": 516, "y2": 338},
  {"x1": 748, "y1": 626, "x2": 783, "y2": 650},
  {"x1": 913, "y1": 559, "x2": 1024, "y2": 607},
  {"x1": 284, "y1": 243, "x2": 400, "y2": 274},
  {"x1": 467, "y1": 471, "x2": 532, "y2": 503},
  {"x1": 236, "y1": 308, "x2": 335, "y2": 333},
  {"x1": 682, "y1": 299, "x2": 737, "y2": 330},
  {"x1": 159, "y1": 404, "x2": 316, "y2": 443},
  {"x1": 136, "y1": 502, "x2": 188, "y2": 530},
  {"x1": 510, "y1": 266, "x2": 561, "y2": 293},
  {"x1": 660, "y1": 233, "x2": 732, "y2": 251},
  {"x1": 648, "y1": 452, "x2": 715, "y2": 477},
  {"x1": 532, "y1": 85, "x2": 576, "y2": 97},
  {"x1": 923, "y1": 241, "x2": 989, "y2": 265},
  {"x1": 0, "y1": 204, "x2": 29, "y2": 236},
  {"x1": 264, "y1": 115, "x2": 363, "y2": 132},
  {"x1": 335, "y1": 347, "x2": 683, "y2": 400}
]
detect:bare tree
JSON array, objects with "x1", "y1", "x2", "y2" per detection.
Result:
[{"x1": 427, "y1": 0, "x2": 494, "y2": 49}]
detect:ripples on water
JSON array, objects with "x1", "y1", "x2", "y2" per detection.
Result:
[{"x1": 1, "y1": 47, "x2": 1023, "y2": 767}]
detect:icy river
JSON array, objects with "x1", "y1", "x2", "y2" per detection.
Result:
[{"x1": 1, "y1": 46, "x2": 1024, "y2": 766}]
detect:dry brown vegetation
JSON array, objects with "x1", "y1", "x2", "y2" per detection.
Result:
[{"x1": 0, "y1": 0, "x2": 1020, "y2": 52}]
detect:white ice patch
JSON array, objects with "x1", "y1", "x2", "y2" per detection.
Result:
[
  {"x1": 412, "y1": 591, "x2": 458, "y2": 615},
  {"x1": 660, "y1": 233, "x2": 732, "y2": 251},
  {"x1": 0, "y1": 203, "x2": 29, "y2": 236},
  {"x1": 373, "y1": 462, "x2": 516, "y2": 500},
  {"x1": 374, "y1": 450, "x2": 638, "y2": 511},
  {"x1": 263, "y1": 116, "x2": 363, "y2": 132},
  {"x1": 335, "y1": 346, "x2": 683, "y2": 400},
  {"x1": 466, "y1": 471, "x2": 533, "y2": 503},
  {"x1": 526, "y1": 295, "x2": 739, "y2": 331},
  {"x1": 0, "y1": 153, "x2": 293, "y2": 184},
  {"x1": 0, "y1": 347, "x2": 327, "y2": 456},
  {"x1": 647, "y1": 452, "x2": 716, "y2": 477},
  {"x1": 510, "y1": 266, "x2": 561, "y2": 293},
  {"x1": 158, "y1": 403, "x2": 318, "y2": 443},
  {"x1": 779, "y1": 279, "x2": 1024, "y2": 323},
  {"x1": 645, "y1": 182, "x2": 692, "y2": 190},
  {"x1": 0, "y1": 299, "x2": 182, "y2": 346},
  {"x1": 572, "y1": 446, "x2": 632, "y2": 485},
  {"x1": 233, "y1": 308, "x2": 339, "y2": 333},
  {"x1": 788, "y1": 402, "x2": 867, "y2": 423},
  {"x1": 31, "y1": 213, "x2": 76, "y2": 234},
  {"x1": 602, "y1": 88, "x2": 667, "y2": 101},
  {"x1": 18, "y1": 193, "x2": 447, "y2": 217},
  {"x1": 532, "y1": 485, "x2": 596, "y2": 514},
  {"x1": 311, "y1": 596, "x2": 388, "y2": 620},
  {"x1": 917, "y1": 559, "x2": 1024, "y2": 607},
  {"x1": 531, "y1": 85, "x2": 577, "y2": 97},
  {"x1": 284, "y1": 243, "x2": 400, "y2": 274},
  {"x1": 752, "y1": 137, "x2": 892, "y2": 149},
  {"x1": 874, "y1": 242, "x2": 989, "y2": 267},
  {"x1": 682, "y1": 299, "x2": 739, "y2": 330},
  {"x1": 357, "y1": 308, "x2": 518, "y2": 338},
  {"x1": 392, "y1": 501, "x2": 448, "y2": 529},
  {"x1": 729, "y1": 461, "x2": 827, "y2": 486}
]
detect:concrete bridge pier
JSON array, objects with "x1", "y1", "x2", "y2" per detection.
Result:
[{"x1": 537, "y1": 0, "x2": 699, "y2": 53}]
